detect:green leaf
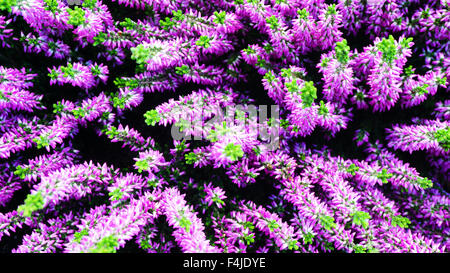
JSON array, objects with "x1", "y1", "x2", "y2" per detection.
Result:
[
  {"x1": 266, "y1": 15, "x2": 279, "y2": 30},
  {"x1": 223, "y1": 143, "x2": 244, "y2": 161},
  {"x1": 318, "y1": 100, "x2": 329, "y2": 116},
  {"x1": 415, "y1": 177, "x2": 433, "y2": 189},
  {"x1": 285, "y1": 80, "x2": 299, "y2": 93},
  {"x1": 179, "y1": 216, "x2": 191, "y2": 232},
  {"x1": 88, "y1": 235, "x2": 119, "y2": 253},
  {"x1": 131, "y1": 44, "x2": 151, "y2": 65},
  {"x1": 287, "y1": 239, "x2": 299, "y2": 250},
  {"x1": 297, "y1": 8, "x2": 309, "y2": 20},
  {"x1": 303, "y1": 232, "x2": 314, "y2": 245},
  {"x1": 335, "y1": 39, "x2": 350, "y2": 65},
  {"x1": 267, "y1": 220, "x2": 279, "y2": 232},
  {"x1": 213, "y1": 11, "x2": 226, "y2": 25},
  {"x1": 326, "y1": 4, "x2": 337, "y2": 15},
  {"x1": 351, "y1": 211, "x2": 371, "y2": 229},
  {"x1": 264, "y1": 71, "x2": 276, "y2": 83},
  {"x1": 159, "y1": 17, "x2": 175, "y2": 31},
  {"x1": 196, "y1": 35, "x2": 212, "y2": 49},
  {"x1": 243, "y1": 233, "x2": 255, "y2": 245},
  {"x1": 0, "y1": 0, "x2": 17, "y2": 12},
  {"x1": 377, "y1": 35, "x2": 397, "y2": 64},
  {"x1": 377, "y1": 168, "x2": 393, "y2": 184},
  {"x1": 93, "y1": 32, "x2": 107, "y2": 46},
  {"x1": 67, "y1": 7, "x2": 86, "y2": 26},
  {"x1": 18, "y1": 191, "x2": 44, "y2": 217},
  {"x1": 172, "y1": 10, "x2": 185, "y2": 21},
  {"x1": 14, "y1": 166, "x2": 31, "y2": 180},
  {"x1": 185, "y1": 152, "x2": 198, "y2": 164},
  {"x1": 300, "y1": 81, "x2": 317, "y2": 108},
  {"x1": 391, "y1": 215, "x2": 411, "y2": 228},
  {"x1": 412, "y1": 83, "x2": 429, "y2": 95},
  {"x1": 44, "y1": 0, "x2": 58, "y2": 12},
  {"x1": 175, "y1": 65, "x2": 190, "y2": 75},
  {"x1": 33, "y1": 134, "x2": 51, "y2": 149},
  {"x1": 346, "y1": 163, "x2": 359, "y2": 175},
  {"x1": 109, "y1": 188, "x2": 124, "y2": 201},
  {"x1": 144, "y1": 109, "x2": 161, "y2": 126},
  {"x1": 82, "y1": 0, "x2": 97, "y2": 9},
  {"x1": 319, "y1": 215, "x2": 336, "y2": 231},
  {"x1": 73, "y1": 229, "x2": 89, "y2": 243},
  {"x1": 135, "y1": 159, "x2": 149, "y2": 173},
  {"x1": 434, "y1": 126, "x2": 450, "y2": 152}
]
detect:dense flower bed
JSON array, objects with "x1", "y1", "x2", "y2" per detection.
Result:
[{"x1": 0, "y1": 0, "x2": 449, "y2": 253}]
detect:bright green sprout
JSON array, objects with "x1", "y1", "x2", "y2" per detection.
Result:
[
  {"x1": 196, "y1": 36, "x2": 212, "y2": 49},
  {"x1": 159, "y1": 17, "x2": 175, "y2": 30},
  {"x1": 242, "y1": 233, "x2": 255, "y2": 245},
  {"x1": 119, "y1": 18, "x2": 135, "y2": 30},
  {"x1": 434, "y1": 127, "x2": 450, "y2": 151},
  {"x1": 144, "y1": 109, "x2": 161, "y2": 126},
  {"x1": 185, "y1": 152, "x2": 198, "y2": 164},
  {"x1": 93, "y1": 32, "x2": 107, "y2": 46},
  {"x1": 179, "y1": 215, "x2": 192, "y2": 232},
  {"x1": 351, "y1": 211, "x2": 371, "y2": 229},
  {"x1": 223, "y1": 143, "x2": 244, "y2": 161},
  {"x1": 266, "y1": 15, "x2": 279, "y2": 30},
  {"x1": 88, "y1": 235, "x2": 119, "y2": 253},
  {"x1": 72, "y1": 108, "x2": 87, "y2": 119},
  {"x1": 287, "y1": 239, "x2": 299, "y2": 250},
  {"x1": 403, "y1": 65, "x2": 414, "y2": 77},
  {"x1": 391, "y1": 215, "x2": 411, "y2": 228},
  {"x1": 320, "y1": 57, "x2": 330, "y2": 68},
  {"x1": 303, "y1": 232, "x2": 314, "y2": 245},
  {"x1": 176, "y1": 140, "x2": 187, "y2": 152},
  {"x1": 335, "y1": 39, "x2": 350, "y2": 65},
  {"x1": 175, "y1": 65, "x2": 190, "y2": 75},
  {"x1": 326, "y1": 4, "x2": 337, "y2": 15},
  {"x1": 172, "y1": 10, "x2": 185, "y2": 21},
  {"x1": 377, "y1": 35, "x2": 398, "y2": 64},
  {"x1": 300, "y1": 81, "x2": 317, "y2": 108},
  {"x1": 52, "y1": 101, "x2": 65, "y2": 113},
  {"x1": 33, "y1": 134, "x2": 51, "y2": 149},
  {"x1": 415, "y1": 177, "x2": 433, "y2": 189},
  {"x1": 319, "y1": 215, "x2": 336, "y2": 231},
  {"x1": 297, "y1": 8, "x2": 309, "y2": 20},
  {"x1": 14, "y1": 165, "x2": 31, "y2": 180},
  {"x1": 377, "y1": 168, "x2": 393, "y2": 184},
  {"x1": 109, "y1": 188, "x2": 124, "y2": 201},
  {"x1": 346, "y1": 163, "x2": 360, "y2": 175},
  {"x1": 130, "y1": 44, "x2": 151, "y2": 65},
  {"x1": 73, "y1": 229, "x2": 89, "y2": 243},
  {"x1": 281, "y1": 68, "x2": 292, "y2": 78},
  {"x1": 135, "y1": 159, "x2": 149, "y2": 173},
  {"x1": 67, "y1": 7, "x2": 86, "y2": 26},
  {"x1": 60, "y1": 63, "x2": 75, "y2": 78},
  {"x1": 318, "y1": 100, "x2": 329, "y2": 116},
  {"x1": 412, "y1": 84, "x2": 429, "y2": 95},
  {"x1": 285, "y1": 80, "x2": 299, "y2": 93},
  {"x1": 18, "y1": 191, "x2": 44, "y2": 217},
  {"x1": 82, "y1": 0, "x2": 97, "y2": 9},
  {"x1": 213, "y1": 11, "x2": 227, "y2": 25},
  {"x1": 44, "y1": 0, "x2": 59, "y2": 13},
  {"x1": 264, "y1": 71, "x2": 276, "y2": 83},
  {"x1": 243, "y1": 46, "x2": 256, "y2": 55},
  {"x1": 0, "y1": 0, "x2": 17, "y2": 12},
  {"x1": 267, "y1": 220, "x2": 279, "y2": 232},
  {"x1": 436, "y1": 76, "x2": 447, "y2": 86}
]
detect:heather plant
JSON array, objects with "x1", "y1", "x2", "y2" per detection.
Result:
[{"x1": 0, "y1": 0, "x2": 449, "y2": 254}]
